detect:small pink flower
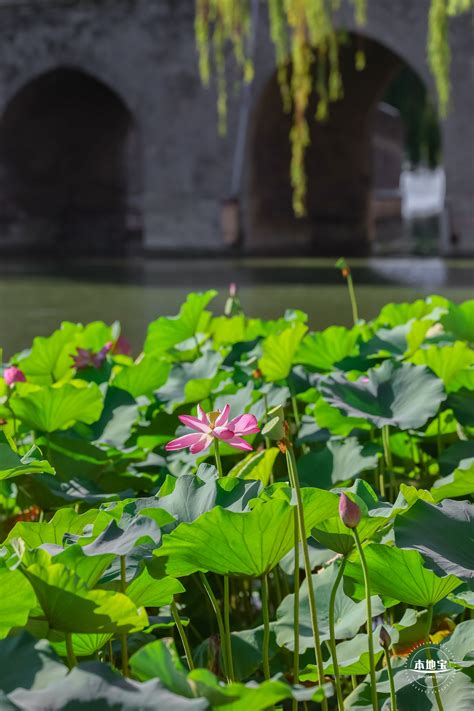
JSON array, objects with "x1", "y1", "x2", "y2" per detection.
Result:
[
  {"x1": 3, "y1": 366, "x2": 26, "y2": 387},
  {"x1": 111, "y1": 335, "x2": 132, "y2": 357},
  {"x1": 72, "y1": 342, "x2": 112, "y2": 371},
  {"x1": 165, "y1": 404, "x2": 260, "y2": 454},
  {"x1": 339, "y1": 493, "x2": 361, "y2": 529}
]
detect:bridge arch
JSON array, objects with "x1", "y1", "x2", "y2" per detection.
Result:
[{"x1": 0, "y1": 66, "x2": 142, "y2": 253}]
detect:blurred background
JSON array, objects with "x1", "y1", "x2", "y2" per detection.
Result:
[{"x1": 0, "y1": 0, "x2": 472, "y2": 355}]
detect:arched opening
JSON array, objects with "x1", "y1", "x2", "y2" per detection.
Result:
[
  {"x1": 0, "y1": 68, "x2": 142, "y2": 254},
  {"x1": 247, "y1": 34, "x2": 442, "y2": 256}
]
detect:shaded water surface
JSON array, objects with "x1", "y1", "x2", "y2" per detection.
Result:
[{"x1": 0, "y1": 256, "x2": 472, "y2": 357}]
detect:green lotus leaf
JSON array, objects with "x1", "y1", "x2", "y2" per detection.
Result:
[
  {"x1": 296, "y1": 326, "x2": 360, "y2": 371},
  {"x1": 345, "y1": 543, "x2": 462, "y2": 607},
  {"x1": 0, "y1": 632, "x2": 67, "y2": 694},
  {"x1": 409, "y1": 341, "x2": 474, "y2": 388},
  {"x1": 79, "y1": 515, "x2": 160, "y2": 557},
  {"x1": 0, "y1": 439, "x2": 55, "y2": 482},
  {"x1": 313, "y1": 396, "x2": 370, "y2": 435},
  {"x1": 319, "y1": 360, "x2": 446, "y2": 430},
  {"x1": 227, "y1": 447, "x2": 280, "y2": 485},
  {"x1": 3, "y1": 507, "x2": 104, "y2": 548},
  {"x1": 394, "y1": 498, "x2": 474, "y2": 581},
  {"x1": 312, "y1": 511, "x2": 388, "y2": 555},
  {"x1": 144, "y1": 290, "x2": 217, "y2": 354},
  {"x1": 274, "y1": 562, "x2": 385, "y2": 652},
  {"x1": 448, "y1": 581, "x2": 474, "y2": 609},
  {"x1": 441, "y1": 299, "x2": 474, "y2": 342},
  {"x1": 375, "y1": 297, "x2": 448, "y2": 327},
  {"x1": 0, "y1": 567, "x2": 36, "y2": 639},
  {"x1": 440, "y1": 620, "x2": 474, "y2": 664},
  {"x1": 50, "y1": 632, "x2": 113, "y2": 658},
  {"x1": 209, "y1": 315, "x2": 246, "y2": 345},
  {"x1": 10, "y1": 381, "x2": 104, "y2": 432},
  {"x1": 52, "y1": 546, "x2": 115, "y2": 588},
  {"x1": 438, "y1": 440, "x2": 474, "y2": 476},
  {"x1": 8, "y1": 661, "x2": 208, "y2": 710},
  {"x1": 447, "y1": 388, "x2": 474, "y2": 426},
  {"x1": 111, "y1": 355, "x2": 171, "y2": 398},
  {"x1": 155, "y1": 490, "x2": 338, "y2": 577},
  {"x1": 15, "y1": 322, "x2": 80, "y2": 386},
  {"x1": 361, "y1": 320, "x2": 431, "y2": 359},
  {"x1": 89, "y1": 386, "x2": 139, "y2": 447},
  {"x1": 301, "y1": 633, "x2": 384, "y2": 680},
  {"x1": 298, "y1": 438, "x2": 379, "y2": 488},
  {"x1": 127, "y1": 567, "x2": 185, "y2": 608},
  {"x1": 23, "y1": 556, "x2": 148, "y2": 634},
  {"x1": 157, "y1": 352, "x2": 224, "y2": 411},
  {"x1": 130, "y1": 638, "x2": 194, "y2": 694},
  {"x1": 259, "y1": 322, "x2": 308, "y2": 381}
]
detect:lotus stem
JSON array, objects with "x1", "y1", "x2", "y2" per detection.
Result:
[
  {"x1": 171, "y1": 599, "x2": 195, "y2": 671},
  {"x1": 65, "y1": 632, "x2": 77, "y2": 669},
  {"x1": 352, "y1": 528, "x2": 378, "y2": 711},
  {"x1": 285, "y1": 445, "x2": 328, "y2": 711},
  {"x1": 214, "y1": 438, "x2": 224, "y2": 478},
  {"x1": 382, "y1": 425, "x2": 395, "y2": 501},
  {"x1": 223, "y1": 575, "x2": 235, "y2": 681},
  {"x1": 425, "y1": 605, "x2": 444, "y2": 711},
  {"x1": 347, "y1": 271, "x2": 359, "y2": 325},
  {"x1": 328, "y1": 557, "x2": 347, "y2": 711},
  {"x1": 261, "y1": 573, "x2": 271, "y2": 680},
  {"x1": 292, "y1": 508, "x2": 300, "y2": 701},
  {"x1": 120, "y1": 555, "x2": 129, "y2": 677},
  {"x1": 200, "y1": 572, "x2": 230, "y2": 682},
  {"x1": 383, "y1": 645, "x2": 397, "y2": 711}
]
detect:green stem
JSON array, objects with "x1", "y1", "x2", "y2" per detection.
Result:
[
  {"x1": 120, "y1": 556, "x2": 129, "y2": 677},
  {"x1": 351, "y1": 674, "x2": 358, "y2": 690},
  {"x1": 352, "y1": 528, "x2": 377, "y2": 711},
  {"x1": 285, "y1": 446, "x2": 328, "y2": 711},
  {"x1": 290, "y1": 393, "x2": 301, "y2": 429},
  {"x1": 382, "y1": 425, "x2": 395, "y2": 501},
  {"x1": 425, "y1": 605, "x2": 444, "y2": 711},
  {"x1": 347, "y1": 273, "x2": 359, "y2": 324},
  {"x1": 263, "y1": 393, "x2": 271, "y2": 450},
  {"x1": 292, "y1": 509, "x2": 300, "y2": 711},
  {"x1": 261, "y1": 574, "x2": 271, "y2": 680},
  {"x1": 65, "y1": 632, "x2": 77, "y2": 669},
  {"x1": 384, "y1": 647, "x2": 397, "y2": 711},
  {"x1": 328, "y1": 557, "x2": 347, "y2": 711},
  {"x1": 171, "y1": 599, "x2": 195, "y2": 670},
  {"x1": 214, "y1": 438, "x2": 224, "y2": 478},
  {"x1": 223, "y1": 576, "x2": 235, "y2": 681},
  {"x1": 200, "y1": 572, "x2": 230, "y2": 681},
  {"x1": 437, "y1": 415, "x2": 443, "y2": 458}
]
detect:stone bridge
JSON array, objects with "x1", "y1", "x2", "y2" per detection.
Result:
[{"x1": 0, "y1": 0, "x2": 472, "y2": 255}]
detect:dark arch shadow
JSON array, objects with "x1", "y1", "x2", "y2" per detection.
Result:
[
  {"x1": 0, "y1": 67, "x2": 142, "y2": 255},
  {"x1": 245, "y1": 34, "x2": 438, "y2": 256}
]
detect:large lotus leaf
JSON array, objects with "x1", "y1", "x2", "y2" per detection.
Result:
[
  {"x1": 318, "y1": 360, "x2": 446, "y2": 430},
  {"x1": 0, "y1": 567, "x2": 36, "y2": 638},
  {"x1": 438, "y1": 440, "x2": 474, "y2": 476},
  {"x1": 441, "y1": 299, "x2": 474, "y2": 342},
  {"x1": 410, "y1": 341, "x2": 474, "y2": 388},
  {"x1": 138, "y1": 475, "x2": 262, "y2": 527},
  {"x1": 301, "y1": 633, "x2": 384, "y2": 681},
  {"x1": 3, "y1": 507, "x2": 103, "y2": 548},
  {"x1": 345, "y1": 544, "x2": 462, "y2": 607},
  {"x1": 23, "y1": 558, "x2": 148, "y2": 634},
  {"x1": 258, "y1": 322, "x2": 308, "y2": 381},
  {"x1": 157, "y1": 352, "x2": 225, "y2": 411},
  {"x1": 50, "y1": 632, "x2": 113, "y2": 658},
  {"x1": 0, "y1": 633, "x2": 67, "y2": 694},
  {"x1": 111, "y1": 356, "x2": 171, "y2": 398},
  {"x1": 431, "y1": 457, "x2": 474, "y2": 502},
  {"x1": 313, "y1": 396, "x2": 370, "y2": 436},
  {"x1": 127, "y1": 567, "x2": 185, "y2": 607},
  {"x1": 10, "y1": 381, "x2": 104, "y2": 432},
  {"x1": 375, "y1": 297, "x2": 448, "y2": 328},
  {"x1": 79, "y1": 515, "x2": 160, "y2": 557},
  {"x1": 144, "y1": 290, "x2": 217, "y2": 354},
  {"x1": 312, "y1": 511, "x2": 388, "y2": 555},
  {"x1": 441, "y1": 620, "x2": 474, "y2": 664},
  {"x1": 8, "y1": 661, "x2": 208, "y2": 711},
  {"x1": 298, "y1": 438, "x2": 378, "y2": 488},
  {"x1": 0, "y1": 440, "x2": 54, "y2": 481},
  {"x1": 209, "y1": 315, "x2": 246, "y2": 346},
  {"x1": 447, "y1": 389, "x2": 474, "y2": 426},
  {"x1": 448, "y1": 581, "x2": 474, "y2": 610},
  {"x1": 130, "y1": 638, "x2": 194, "y2": 694},
  {"x1": 274, "y1": 562, "x2": 385, "y2": 652},
  {"x1": 52, "y1": 545, "x2": 114, "y2": 588},
  {"x1": 227, "y1": 448, "x2": 280, "y2": 485},
  {"x1": 89, "y1": 386, "x2": 139, "y2": 447},
  {"x1": 296, "y1": 326, "x2": 360, "y2": 371},
  {"x1": 155, "y1": 490, "x2": 338, "y2": 577},
  {"x1": 16, "y1": 322, "x2": 80, "y2": 386},
  {"x1": 361, "y1": 320, "x2": 431, "y2": 359},
  {"x1": 394, "y1": 498, "x2": 474, "y2": 581}
]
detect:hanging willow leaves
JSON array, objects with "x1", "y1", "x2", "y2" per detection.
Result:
[{"x1": 194, "y1": 0, "x2": 473, "y2": 213}]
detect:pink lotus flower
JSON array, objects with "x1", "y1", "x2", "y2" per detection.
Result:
[
  {"x1": 72, "y1": 343, "x2": 113, "y2": 371},
  {"x1": 166, "y1": 404, "x2": 260, "y2": 454},
  {"x1": 3, "y1": 366, "x2": 26, "y2": 387}
]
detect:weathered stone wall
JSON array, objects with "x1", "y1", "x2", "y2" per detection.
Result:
[{"x1": 0, "y1": 0, "x2": 471, "y2": 255}]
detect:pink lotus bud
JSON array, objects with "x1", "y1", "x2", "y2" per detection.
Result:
[
  {"x1": 3, "y1": 366, "x2": 26, "y2": 387},
  {"x1": 229, "y1": 282, "x2": 237, "y2": 298},
  {"x1": 112, "y1": 336, "x2": 132, "y2": 357},
  {"x1": 379, "y1": 626, "x2": 391, "y2": 649},
  {"x1": 339, "y1": 493, "x2": 361, "y2": 529}
]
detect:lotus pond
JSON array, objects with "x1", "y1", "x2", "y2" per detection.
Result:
[{"x1": 0, "y1": 286, "x2": 473, "y2": 710}]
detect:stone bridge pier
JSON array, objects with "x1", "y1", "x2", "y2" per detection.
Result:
[{"x1": 0, "y1": 0, "x2": 472, "y2": 256}]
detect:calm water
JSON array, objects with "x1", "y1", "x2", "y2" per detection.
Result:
[{"x1": 0, "y1": 256, "x2": 472, "y2": 358}]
